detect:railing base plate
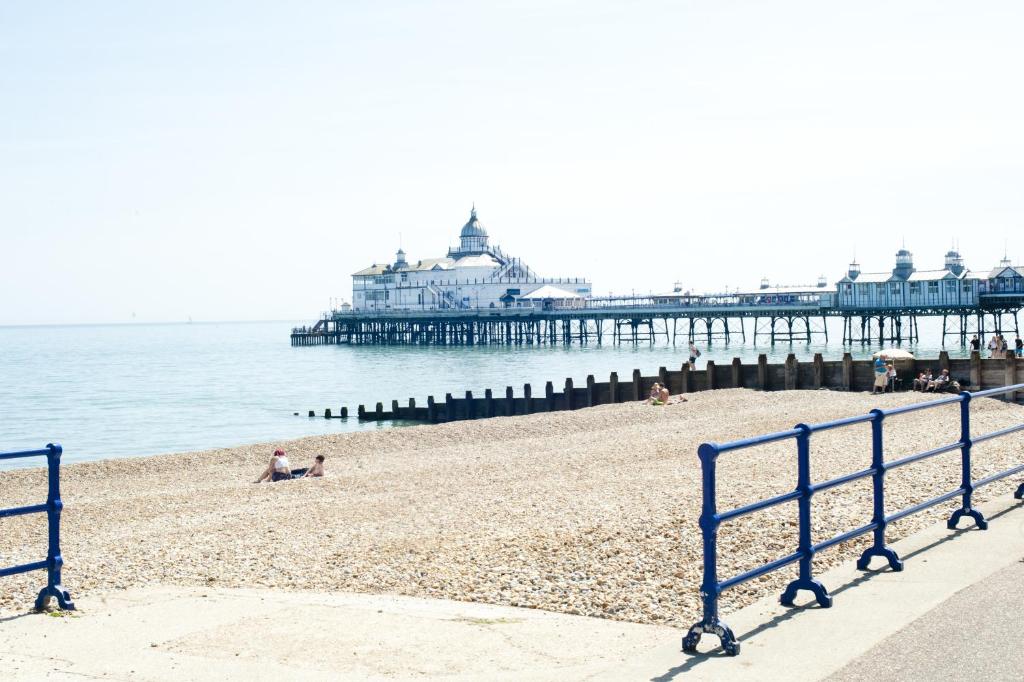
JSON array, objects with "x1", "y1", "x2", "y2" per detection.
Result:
[
  {"x1": 856, "y1": 545, "x2": 904, "y2": 572},
  {"x1": 682, "y1": 620, "x2": 740, "y2": 656},
  {"x1": 947, "y1": 507, "x2": 988, "y2": 530},
  {"x1": 35, "y1": 584, "x2": 74, "y2": 612},
  {"x1": 780, "y1": 578, "x2": 832, "y2": 608}
]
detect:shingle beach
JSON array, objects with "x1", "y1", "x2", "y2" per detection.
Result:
[{"x1": 2, "y1": 388, "x2": 1022, "y2": 627}]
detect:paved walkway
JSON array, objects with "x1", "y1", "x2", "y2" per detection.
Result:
[{"x1": 0, "y1": 494, "x2": 1021, "y2": 681}]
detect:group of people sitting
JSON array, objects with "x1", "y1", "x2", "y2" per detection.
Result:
[
  {"x1": 911, "y1": 369, "x2": 961, "y2": 393},
  {"x1": 254, "y1": 449, "x2": 325, "y2": 483},
  {"x1": 646, "y1": 382, "x2": 687, "y2": 406}
]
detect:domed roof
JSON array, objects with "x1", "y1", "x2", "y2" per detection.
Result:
[{"x1": 460, "y1": 206, "x2": 488, "y2": 238}]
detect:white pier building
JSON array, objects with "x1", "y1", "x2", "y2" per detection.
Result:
[{"x1": 352, "y1": 207, "x2": 592, "y2": 311}]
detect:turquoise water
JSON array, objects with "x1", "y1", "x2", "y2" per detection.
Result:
[{"x1": 0, "y1": 319, "x2": 973, "y2": 467}]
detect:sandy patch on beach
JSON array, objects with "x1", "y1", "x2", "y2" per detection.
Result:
[{"x1": 1, "y1": 388, "x2": 1022, "y2": 628}]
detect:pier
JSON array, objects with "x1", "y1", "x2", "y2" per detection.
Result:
[{"x1": 291, "y1": 292, "x2": 1024, "y2": 347}]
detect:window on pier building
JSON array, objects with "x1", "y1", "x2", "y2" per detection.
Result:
[
  {"x1": 928, "y1": 281, "x2": 939, "y2": 294},
  {"x1": 890, "y1": 283, "x2": 901, "y2": 295},
  {"x1": 876, "y1": 283, "x2": 886, "y2": 295},
  {"x1": 963, "y1": 282, "x2": 972, "y2": 293},
  {"x1": 909, "y1": 282, "x2": 920, "y2": 295}
]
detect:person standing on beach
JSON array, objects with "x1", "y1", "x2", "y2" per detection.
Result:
[
  {"x1": 970, "y1": 335, "x2": 980, "y2": 352},
  {"x1": 872, "y1": 356, "x2": 888, "y2": 394},
  {"x1": 1016, "y1": 336, "x2": 1023, "y2": 357},
  {"x1": 988, "y1": 335, "x2": 998, "y2": 358},
  {"x1": 688, "y1": 343, "x2": 701, "y2": 369}
]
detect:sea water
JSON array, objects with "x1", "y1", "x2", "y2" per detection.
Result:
[{"x1": 0, "y1": 318, "x2": 977, "y2": 467}]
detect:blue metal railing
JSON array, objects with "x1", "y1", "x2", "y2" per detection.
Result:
[
  {"x1": 682, "y1": 385, "x2": 1024, "y2": 656},
  {"x1": 0, "y1": 444, "x2": 74, "y2": 610}
]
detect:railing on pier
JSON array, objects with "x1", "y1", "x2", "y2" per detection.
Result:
[
  {"x1": 683, "y1": 385, "x2": 1024, "y2": 656},
  {"x1": 0, "y1": 443, "x2": 75, "y2": 611}
]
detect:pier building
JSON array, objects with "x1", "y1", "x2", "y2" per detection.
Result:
[
  {"x1": 294, "y1": 245, "x2": 1023, "y2": 348},
  {"x1": 351, "y1": 206, "x2": 592, "y2": 312}
]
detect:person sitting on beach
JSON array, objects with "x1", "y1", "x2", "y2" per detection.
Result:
[
  {"x1": 291, "y1": 455, "x2": 325, "y2": 479},
  {"x1": 255, "y1": 449, "x2": 292, "y2": 483},
  {"x1": 917, "y1": 368, "x2": 933, "y2": 391},
  {"x1": 929, "y1": 369, "x2": 954, "y2": 393},
  {"x1": 659, "y1": 385, "x2": 670, "y2": 405},
  {"x1": 647, "y1": 383, "x2": 663, "y2": 405}
]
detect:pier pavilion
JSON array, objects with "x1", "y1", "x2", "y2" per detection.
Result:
[{"x1": 350, "y1": 206, "x2": 592, "y2": 312}]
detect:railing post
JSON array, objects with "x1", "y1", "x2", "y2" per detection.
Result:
[
  {"x1": 948, "y1": 392, "x2": 988, "y2": 529},
  {"x1": 781, "y1": 424, "x2": 832, "y2": 607},
  {"x1": 35, "y1": 443, "x2": 74, "y2": 611},
  {"x1": 683, "y1": 444, "x2": 740, "y2": 656},
  {"x1": 856, "y1": 410, "x2": 904, "y2": 571}
]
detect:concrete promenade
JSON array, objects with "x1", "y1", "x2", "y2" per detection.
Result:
[{"x1": 0, "y1": 494, "x2": 1021, "y2": 681}]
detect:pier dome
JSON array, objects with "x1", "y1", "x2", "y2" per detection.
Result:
[
  {"x1": 944, "y1": 249, "x2": 965, "y2": 276},
  {"x1": 458, "y1": 205, "x2": 489, "y2": 254},
  {"x1": 893, "y1": 248, "x2": 914, "y2": 279}
]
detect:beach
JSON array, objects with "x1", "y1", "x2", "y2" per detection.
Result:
[{"x1": 1, "y1": 388, "x2": 1022, "y2": 627}]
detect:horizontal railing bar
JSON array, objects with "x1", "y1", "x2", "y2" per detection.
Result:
[
  {"x1": 973, "y1": 463, "x2": 1024, "y2": 489},
  {"x1": 805, "y1": 413, "x2": 876, "y2": 433},
  {"x1": 0, "y1": 448, "x2": 52, "y2": 461},
  {"x1": 714, "y1": 429, "x2": 802, "y2": 453},
  {"x1": 880, "y1": 394, "x2": 962, "y2": 417},
  {"x1": 885, "y1": 488, "x2": 966, "y2": 524},
  {"x1": 969, "y1": 383, "x2": 1024, "y2": 399},
  {"x1": 811, "y1": 467, "x2": 874, "y2": 493},
  {"x1": 812, "y1": 522, "x2": 879, "y2": 553},
  {"x1": 0, "y1": 503, "x2": 46, "y2": 519},
  {"x1": 717, "y1": 490, "x2": 802, "y2": 523},
  {"x1": 0, "y1": 560, "x2": 47, "y2": 578},
  {"x1": 718, "y1": 551, "x2": 803, "y2": 592},
  {"x1": 972, "y1": 422, "x2": 1024, "y2": 445},
  {"x1": 884, "y1": 441, "x2": 963, "y2": 471}
]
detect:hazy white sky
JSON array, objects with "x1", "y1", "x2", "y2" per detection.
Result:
[{"x1": 2, "y1": 1, "x2": 1022, "y2": 324}]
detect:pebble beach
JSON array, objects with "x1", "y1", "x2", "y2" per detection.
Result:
[{"x1": 1, "y1": 388, "x2": 1022, "y2": 628}]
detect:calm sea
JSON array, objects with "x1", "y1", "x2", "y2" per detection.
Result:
[{"x1": 0, "y1": 319, "x2": 974, "y2": 467}]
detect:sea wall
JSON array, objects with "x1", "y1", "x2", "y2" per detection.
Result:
[{"x1": 309, "y1": 352, "x2": 1023, "y2": 422}]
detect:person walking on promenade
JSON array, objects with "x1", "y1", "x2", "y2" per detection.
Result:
[{"x1": 688, "y1": 343, "x2": 701, "y2": 369}]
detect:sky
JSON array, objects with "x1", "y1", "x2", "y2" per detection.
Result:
[{"x1": 2, "y1": 1, "x2": 1022, "y2": 325}]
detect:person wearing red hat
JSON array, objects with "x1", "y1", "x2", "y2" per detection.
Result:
[{"x1": 254, "y1": 448, "x2": 292, "y2": 483}]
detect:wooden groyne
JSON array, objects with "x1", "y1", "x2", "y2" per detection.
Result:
[{"x1": 307, "y1": 352, "x2": 1024, "y2": 423}]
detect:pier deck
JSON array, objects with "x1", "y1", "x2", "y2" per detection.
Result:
[{"x1": 291, "y1": 294, "x2": 1024, "y2": 346}]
